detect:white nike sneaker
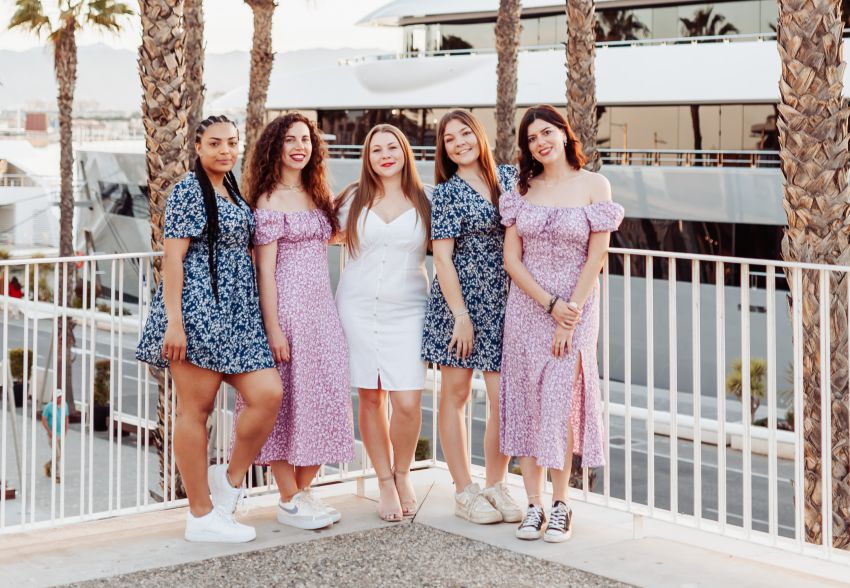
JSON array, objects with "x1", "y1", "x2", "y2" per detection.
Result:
[
  {"x1": 184, "y1": 507, "x2": 256, "y2": 543},
  {"x1": 455, "y1": 483, "x2": 503, "y2": 524},
  {"x1": 277, "y1": 491, "x2": 333, "y2": 530},
  {"x1": 302, "y1": 488, "x2": 342, "y2": 524},
  {"x1": 208, "y1": 463, "x2": 244, "y2": 515}
]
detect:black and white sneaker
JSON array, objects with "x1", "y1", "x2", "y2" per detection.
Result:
[
  {"x1": 516, "y1": 504, "x2": 546, "y2": 540},
  {"x1": 544, "y1": 500, "x2": 573, "y2": 543}
]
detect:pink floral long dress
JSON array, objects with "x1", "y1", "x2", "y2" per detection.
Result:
[
  {"x1": 234, "y1": 208, "x2": 354, "y2": 467},
  {"x1": 498, "y1": 190, "x2": 624, "y2": 470}
]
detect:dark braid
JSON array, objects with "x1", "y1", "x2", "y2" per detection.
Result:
[{"x1": 192, "y1": 114, "x2": 239, "y2": 302}]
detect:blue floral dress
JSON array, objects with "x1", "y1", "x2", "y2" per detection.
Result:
[
  {"x1": 421, "y1": 165, "x2": 518, "y2": 371},
  {"x1": 135, "y1": 173, "x2": 275, "y2": 374}
]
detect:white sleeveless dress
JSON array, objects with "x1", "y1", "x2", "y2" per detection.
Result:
[{"x1": 335, "y1": 195, "x2": 430, "y2": 391}]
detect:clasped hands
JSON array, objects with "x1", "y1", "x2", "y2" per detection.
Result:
[{"x1": 550, "y1": 298, "x2": 581, "y2": 358}]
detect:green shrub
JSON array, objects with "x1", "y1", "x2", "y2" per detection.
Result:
[
  {"x1": 93, "y1": 359, "x2": 111, "y2": 406},
  {"x1": 726, "y1": 358, "x2": 766, "y2": 424},
  {"x1": 414, "y1": 437, "x2": 430, "y2": 461},
  {"x1": 9, "y1": 348, "x2": 33, "y2": 382}
]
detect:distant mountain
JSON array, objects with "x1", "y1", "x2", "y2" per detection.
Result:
[{"x1": 0, "y1": 44, "x2": 379, "y2": 114}]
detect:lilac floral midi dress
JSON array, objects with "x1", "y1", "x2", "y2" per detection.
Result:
[
  {"x1": 498, "y1": 190, "x2": 624, "y2": 470},
  {"x1": 234, "y1": 208, "x2": 354, "y2": 467}
]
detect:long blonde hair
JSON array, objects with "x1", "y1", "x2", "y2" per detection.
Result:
[{"x1": 336, "y1": 124, "x2": 431, "y2": 255}]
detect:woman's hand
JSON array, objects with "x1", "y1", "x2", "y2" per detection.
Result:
[
  {"x1": 268, "y1": 328, "x2": 291, "y2": 363},
  {"x1": 550, "y1": 298, "x2": 582, "y2": 329},
  {"x1": 163, "y1": 322, "x2": 187, "y2": 362},
  {"x1": 552, "y1": 324, "x2": 575, "y2": 358},
  {"x1": 448, "y1": 313, "x2": 474, "y2": 360}
]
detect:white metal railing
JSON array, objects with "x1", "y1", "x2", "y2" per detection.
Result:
[
  {"x1": 598, "y1": 148, "x2": 780, "y2": 168},
  {"x1": 1, "y1": 248, "x2": 849, "y2": 570},
  {"x1": 325, "y1": 145, "x2": 780, "y2": 169},
  {"x1": 338, "y1": 32, "x2": 783, "y2": 65}
]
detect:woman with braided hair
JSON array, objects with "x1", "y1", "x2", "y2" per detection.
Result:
[{"x1": 136, "y1": 115, "x2": 283, "y2": 543}]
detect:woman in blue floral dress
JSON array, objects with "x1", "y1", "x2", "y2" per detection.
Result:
[
  {"x1": 136, "y1": 116, "x2": 283, "y2": 544},
  {"x1": 421, "y1": 110, "x2": 522, "y2": 526}
]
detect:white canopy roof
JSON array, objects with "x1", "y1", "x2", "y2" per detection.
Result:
[{"x1": 256, "y1": 40, "x2": 823, "y2": 111}]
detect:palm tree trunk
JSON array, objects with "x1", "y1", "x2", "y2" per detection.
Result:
[
  {"x1": 494, "y1": 0, "x2": 521, "y2": 165},
  {"x1": 690, "y1": 105, "x2": 703, "y2": 166},
  {"x1": 244, "y1": 0, "x2": 277, "y2": 168},
  {"x1": 139, "y1": 0, "x2": 190, "y2": 501},
  {"x1": 777, "y1": 0, "x2": 850, "y2": 548},
  {"x1": 565, "y1": 0, "x2": 600, "y2": 172},
  {"x1": 183, "y1": 0, "x2": 205, "y2": 169},
  {"x1": 53, "y1": 20, "x2": 77, "y2": 415}
]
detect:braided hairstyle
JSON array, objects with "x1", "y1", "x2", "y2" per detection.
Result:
[{"x1": 192, "y1": 114, "x2": 245, "y2": 301}]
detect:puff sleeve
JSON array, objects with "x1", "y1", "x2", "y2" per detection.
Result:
[
  {"x1": 499, "y1": 189, "x2": 524, "y2": 228},
  {"x1": 163, "y1": 174, "x2": 207, "y2": 239},
  {"x1": 430, "y1": 183, "x2": 462, "y2": 240},
  {"x1": 585, "y1": 201, "x2": 625, "y2": 233},
  {"x1": 497, "y1": 164, "x2": 519, "y2": 192}
]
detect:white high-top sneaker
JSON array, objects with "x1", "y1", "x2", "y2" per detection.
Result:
[
  {"x1": 277, "y1": 491, "x2": 333, "y2": 530},
  {"x1": 184, "y1": 507, "x2": 256, "y2": 543},
  {"x1": 454, "y1": 483, "x2": 503, "y2": 524}
]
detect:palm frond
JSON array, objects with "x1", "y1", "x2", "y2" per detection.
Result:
[
  {"x1": 9, "y1": 0, "x2": 52, "y2": 36},
  {"x1": 85, "y1": 0, "x2": 134, "y2": 32}
]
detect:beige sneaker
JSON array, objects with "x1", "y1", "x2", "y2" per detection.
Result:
[
  {"x1": 482, "y1": 482, "x2": 523, "y2": 523},
  {"x1": 455, "y1": 483, "x2": 503, "y2": 524}
]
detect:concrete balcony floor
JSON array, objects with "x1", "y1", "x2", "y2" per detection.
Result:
[{"x1": 0, "y1": 468, "x2": 842, "y2": 588}]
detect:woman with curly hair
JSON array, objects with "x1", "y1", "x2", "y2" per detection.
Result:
[{"x1": 235, "y1": 113, "x2": 354, "y2": 530}]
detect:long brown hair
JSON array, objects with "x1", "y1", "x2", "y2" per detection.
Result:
[
  {"x1": 517, "y1": 105, "x2": 586, "y2": 195},
  {"x1": 434, "y1": 109, "x2": 501, "y2": 210},
  {"x1": 243, "y1": 113, "x2": 338, "y2": 234},
  {"x1": 336, "y1": 124, "x2": 430, "y2": 255}
]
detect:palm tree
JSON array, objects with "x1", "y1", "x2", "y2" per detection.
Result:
[
  {"x1": 244, "y1": 0, "x2": 277, "y2": 167},
  {"x1": 138, "y1": 0, "x2": 190, "y2": 500},
  {"x1": 566, "y1": 0, "x2": 601, "y2": 172},
  {"x1": 595, "y1": 10, "x2": 649, "y2": 42},
  {"x1": 9, "y1": 0, "x2": 132, "y2": 416},
  {"x1": 777, "y1": 0, "x2": 850, "y2": 549},
  {"x1": 494, "y1": 0, "x2": 521, "y2": 164},
  {"x1": 183, "y1": 0, "x2": 205, "y2": 168},
  {"x1": 680, "y1": 8, "x2": 739, "y2": 152}
]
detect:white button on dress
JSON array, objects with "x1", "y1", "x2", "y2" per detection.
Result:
[{"x1": 336, "y1": 201, "x2": 430, "y2": 391}]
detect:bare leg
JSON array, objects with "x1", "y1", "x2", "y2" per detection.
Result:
[
  {"x1": 438, "y1": 366, "x2": 474, "y2": 490},
  {"x1": 390, "y1": 389, "x2": 422, "y2": 512},
  {"x1": 170, "y1": 362, "x2": 222, "y2": 517},
  {"x1": 295, "y1": 465, "x2": 322, "y2": 490},
  {"x1": 224, "y1": 368, "x2": 283, "y2": 485},
  {"x1": 482, "y1": 371, "x2": 509, "y2": 487},
  {"x1": 270, "y1": 461, "x2": 299, "y2": 502},
  {"x1": 550, "y1": 353, "x2": 582, "y2": 503},
  {"x1": 359, "y1": 388, "x2": 401, "y2": 519},
  {"x1": 519, "y1": 456, "x2": 546, "y2": 507}
]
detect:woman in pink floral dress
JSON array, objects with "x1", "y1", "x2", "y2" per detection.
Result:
[
  {"x1": 500, "y1": 105, "x2": 624, "y2": 544},
  {"x1": 234, "y1": 114, "x2": 354, "y2": 530}
]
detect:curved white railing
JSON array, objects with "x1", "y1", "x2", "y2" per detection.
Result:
[{"x1": 0, "y1": 248, "x2": 848, "y2": 572}]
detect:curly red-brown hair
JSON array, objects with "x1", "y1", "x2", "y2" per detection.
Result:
[{"x1": 242, "y1": 113, "x2": 338, "y2": 234}]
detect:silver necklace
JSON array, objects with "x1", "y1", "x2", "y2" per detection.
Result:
[{"x1": 279, "y1": 182, "x2": 304, "y2": 191}]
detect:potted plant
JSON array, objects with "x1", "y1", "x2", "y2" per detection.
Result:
[
  {"x1": 8, "y1": 348, "x2": 33, "y2": 408},
  {"x1": 92, "y1": 359, "x2": 111, "y2": 432}
]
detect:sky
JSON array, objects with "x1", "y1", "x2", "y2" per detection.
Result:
[{"x1": 0, "y1": 0, "x2": 400, "y2": 53}]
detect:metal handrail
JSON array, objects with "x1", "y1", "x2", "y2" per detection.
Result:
[{"x1": 339, "y1": 31, "x2": 782, "y2": 65}]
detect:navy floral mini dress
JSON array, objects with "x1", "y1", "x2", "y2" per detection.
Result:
[
  {"x1": 135, "y1": 173, "x2": 275, "y2": 374},
  {"x1": 421, "y1": 164, "x2": 518, "y2": 371}
]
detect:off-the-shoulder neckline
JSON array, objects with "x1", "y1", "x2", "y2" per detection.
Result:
[
  {"x1": 508, "y1": 190, "x2": 619, "y2": 211},
  {"x1": 255, "y1": 207, "x2": 320, "y2": 215}
]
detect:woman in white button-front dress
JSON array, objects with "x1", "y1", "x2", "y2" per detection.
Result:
[{"x1": 335, "y1": 124, "x2": 431, "y2": 522}]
